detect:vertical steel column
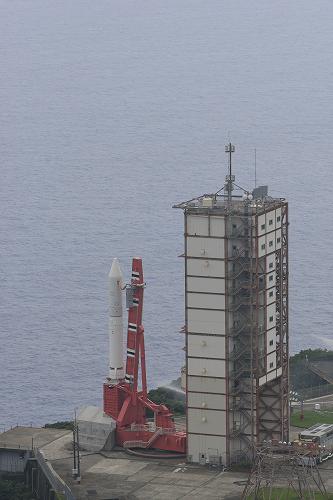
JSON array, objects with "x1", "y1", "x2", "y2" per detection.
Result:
[
  {"x1": 281, "y1": 203, "x2": 289, "y2": 441},
  {"x1": 224, "y1": 210, "x2": 230, "y2": 466},
  {"x1": 184, "y1": 210, "x2": 189, "y2": 460}
]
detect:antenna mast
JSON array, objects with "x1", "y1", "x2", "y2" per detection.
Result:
[{"x1": 225, "y1": 142, "x2": 235, "y2": 203}]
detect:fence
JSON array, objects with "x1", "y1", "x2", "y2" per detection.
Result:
[
  {"x1": 34, "y1": 450, "x2": 75, "y2": 500},
  {"x1": 297, "y1": 384, "x2": 333, "y2": 401}
]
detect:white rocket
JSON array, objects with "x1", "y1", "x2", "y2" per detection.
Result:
[{"x1": 108, "y1": 258, "x2": 124, "y2": 381}]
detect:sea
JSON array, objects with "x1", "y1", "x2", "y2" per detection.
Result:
[{"x1": 1, "y1": 0, "x2": 333, "y2": 428}]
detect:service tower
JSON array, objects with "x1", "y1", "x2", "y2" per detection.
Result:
[{"x1": 174, "y1": 144, "x2": 289, "y2": 466}]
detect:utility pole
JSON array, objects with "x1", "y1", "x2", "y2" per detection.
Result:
[{"x1": 72, "y1": 409, "x2": 81, "y2": 483}]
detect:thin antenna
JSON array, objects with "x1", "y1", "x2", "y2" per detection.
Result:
[
  {"x1": 225, "y1": 142, "x2": 235, "y2": 203},
  {"x1": 254, "y1": 148, "x2": 257, "y2": 188}
]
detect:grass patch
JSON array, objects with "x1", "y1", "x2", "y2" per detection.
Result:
[
  {"x1": 44, "y1": 421, "x2": 73, "y2": 430},
  {"x1": 0, "y1": 479, "x2": 36, "y2": 500},
  {"x1": 290, "y1": 410, "x2": 333, "y2": 429},
  {"x1": 248, "y1": 487, "x2": 332, "y2": 499}
]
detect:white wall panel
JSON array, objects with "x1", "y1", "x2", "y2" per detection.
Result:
[
  {"x1": 266, "y1": 271, "x2": 276, "y2": 288},
  {"x1": 267, "y1": 369, "x2": 277, "y2": 382},
  {"x1": 187, "y1": 292, "x2": 225, "y2": 310},
  {"x1": 186, "y1": 258, "x2": 225, "y2": 277},
  {"x1": 266, "y1": 303, "x2": 276, "y2": 329},
  {"x1": 188, "y1": 357, "x2": 226, "y2": 378},
  {"x1": 267, "y1": 352, "x2": 277, "y2": 372},
  {"x1": 266, "y1": 234, "x2": 276, "y2": 253},
  {"x1": 188, "y1": 334, "x2": 225, "y2": 359},
  {"x1": 210, "y1": 216, "x2": 225, "y2": 237},
  {"x1": 188, "y1": 308, "x2": 225, "y2": 335},
  {"x1": 258, "y1": 214, "x2": 266, "y2": 236},
  {"x1": 276, "y1": 208, "x2": 282, "y2": 228},
  {"x1": 188, "y1": 392, "x2": 226, "y2": 410},
  {"x1": 187, "y1": 237, "x2": 224, "y2": 259},
  {"x1": 187, "y1": 215, "x2": 209, "y2": 236},
  {"x1": 187, "y1": 376, "x2": 226, "y2": 394},
  {"x1": 276, "y1": 228, "x2": 282, "y2": 250},
  {"x1": 266, "y1": 253, "x2": 276, "y2": 272},
  {"x1": 187, "y1": 434, "x2": 227, "y2": 463},
  {"x1": 266, "y1": 210, "x2": 276, "y2": 231},
  {"x1": 266, "y1": 287, "x2": 276, "y2": 305},
  {"x1": 188, "y1": 408, "x2": 226, "y2": 436},
  {"x1": 266, "y1": 329, "x2": 276, "y2": 354},
  {"x1": 259, "y1": 235, "x2": 266, "y2": 257},
  {"x1": 187, "y1": 277, "x2": 225, "y2": 294}
]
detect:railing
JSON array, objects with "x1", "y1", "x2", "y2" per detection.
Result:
[
  {"x1": 130, "y1": 423, "x2": 155, "y2": 432},
  {"x1": 35, "y1": 449, "x2": 75, "y2": 500},
  {"x1": 297, "y1": 384, "x2": 333, "y2": 401},
  {"x1": 0, "y1": 442, "x2": 32, "y2": 450},
  {"x1": 123, "y1": 427, "x2": 165, "y2": 449}
]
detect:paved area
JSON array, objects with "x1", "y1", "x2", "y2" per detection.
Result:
[
  {"x1": 1, "y1": 426, "x2": 333, "y2": 499},
  {"x1": 51, "y1": 452, "x2": 248, "y2": 499},
  {"x1": 0, "y1": 426, "x2": 70, "y2": 450}
]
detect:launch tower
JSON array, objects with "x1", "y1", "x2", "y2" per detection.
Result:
[{"x1": 174, "y1": 145, "x2": 289, "y2": 466}]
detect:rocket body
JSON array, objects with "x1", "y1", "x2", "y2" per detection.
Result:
[{"x1": 108, "y1": 258, "x2": 124, "y2": 381}]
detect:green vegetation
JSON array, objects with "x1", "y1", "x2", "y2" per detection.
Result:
[
  {"x1": 148, "y1": 387, "x2": 185, "y2": 416},
  {"x1": 44, "y1": 421, "x2": 73, "y2": 430},
  {"x1": 0, "y1": 479, "x2": 36, "y2": 500},
  {"x1": 55, "y1": 494, "x2": 66, "y2": 500},
  {"x1": 290, "y1": 349, "x2": 333, "y2": 398},
  {"x1": 291, "y1": 410, "x2": 333, "y2": 429},
  {"x1": 249, "y1": 488, "x2": 332, "y2": 499}
]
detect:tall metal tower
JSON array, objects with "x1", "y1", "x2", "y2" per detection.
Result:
[
  {"x1": 174, "y1": 146, "x2": 289, "y2": 466},
  {"x1": 242, "y1": 442, "x2": 327, "y2": 499}
]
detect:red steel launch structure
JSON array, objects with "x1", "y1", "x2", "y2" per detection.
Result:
[{"x1": 103, "y1": 258, "x2": 186, "y2": 453}]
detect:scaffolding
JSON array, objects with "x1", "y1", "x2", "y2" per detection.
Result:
[
  {"x1": 224, "y1": 198, "x2": 289, "y2": 463},
  {"x1": 241, "y1": 441, "x2": 328, "y2": 499}
]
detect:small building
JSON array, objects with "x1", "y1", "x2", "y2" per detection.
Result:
[{"x1": 78, "y1": 405, "x2": 116, "y2": 452}]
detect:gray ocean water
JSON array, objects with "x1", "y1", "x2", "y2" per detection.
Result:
[{"x1": 1, "y1": 0, "x2": 333, "y2": 427}]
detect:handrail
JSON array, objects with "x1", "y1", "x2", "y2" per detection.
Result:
[{"x1": 35, "y1": 449, "x2": 75, "y2": 500}]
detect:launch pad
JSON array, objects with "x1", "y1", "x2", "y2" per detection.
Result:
[{"x1": 103, "y1": 257, "x2": 186, "y2": 454}]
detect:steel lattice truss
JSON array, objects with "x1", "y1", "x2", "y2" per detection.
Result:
[{"x1": 242, "y1": 442, "x2": 328, "y2": 499}]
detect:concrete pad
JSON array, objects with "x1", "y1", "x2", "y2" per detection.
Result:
[
  {"x1": 182, "y1": 489, "x2": 223, "y2": 499},
  {"x1": 0, "y1": 426, "x2": 70, "y2": 450},
  {"x1": 87, "y1": 458, "x2": 148, "y2": 476},
  {"x1": 41, "y1": 431, "x2": 73, "y2": 460},
  {"x1": 133, "y1": 483, "x2": 194, "y2": 499}
]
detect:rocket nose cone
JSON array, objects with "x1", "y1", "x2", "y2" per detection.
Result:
[{"x1": 109, "y1": 258, "x2": 123, "y2": 280}]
